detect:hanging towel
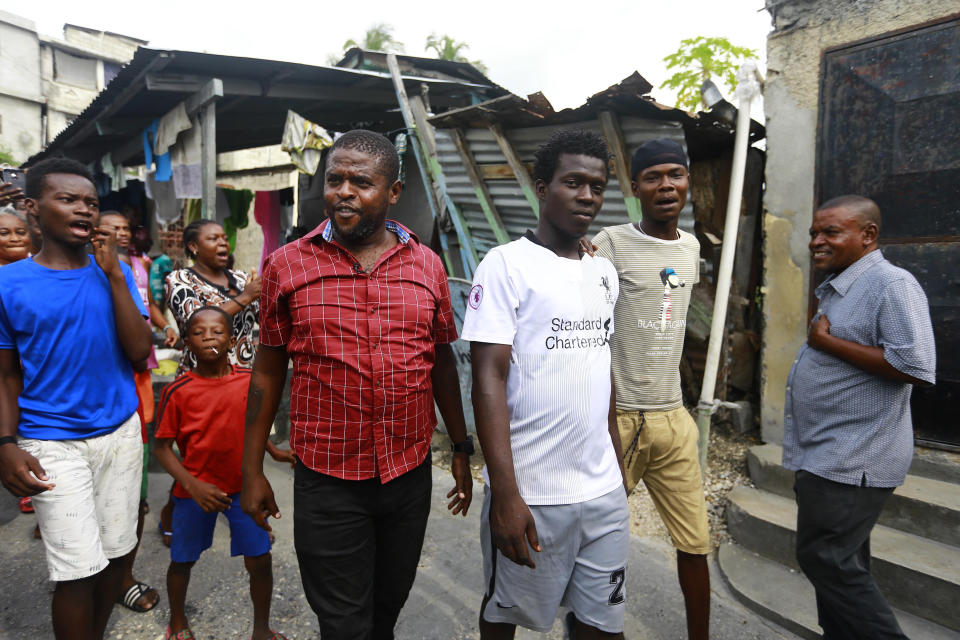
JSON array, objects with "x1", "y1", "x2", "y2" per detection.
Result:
[
  {"x1": 155, "y1": 102, "x2": 192, "y2": 155},
  {"x1": 142, "y1": 120, "x2": 172, "y2": 182},
  {"x1": 146, "y1": 172, "x2": 181, "y2": 225},
  {"x1": 171, "y1": 114, "x2": 202, "y2": 199},
  {"x1": 254, "y1": 190, "x2": 282, "y2": 270},
  {"x1": 281, "y1": 109, "x2": 334, "y2": 175}
]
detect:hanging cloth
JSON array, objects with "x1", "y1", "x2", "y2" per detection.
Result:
[
  {"x1": 101, "y1": 153, "x2": 127, "y2": 191},
  {"x1": 254, "y1": 190, "x2": 282, "y2": 271},
  {"x1": 142, "y1": 120, "x2": 172, "y2": 182},
  {"x1": 216, "y1": 187, "x2": 254, "y2": 252},
  {"x1": 184, "y1": 199, "x2": 203, "y2": 225},
  {"x1": 155, "y1": 102, "x2": 191, "y2": 155},
  {"x1": 280, "y1": 110, "x2": 334, "y2": 175},
  {"x1": 146, "y1": 172, "x2": 181, "y2": 226},
  {"x1": 171, "y1": 114, "x2": 202, "y2": 199}
]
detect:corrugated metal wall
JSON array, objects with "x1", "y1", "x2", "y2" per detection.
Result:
[{"x1": 435, "y1": 117, "x2": 694, "y2": 258}]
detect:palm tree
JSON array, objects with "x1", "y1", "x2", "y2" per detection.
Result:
[
  {"x1": 424, "y1": 33, "x2": 488, "y2": 74},
  {"x1": 343, "y1": 24, "x2": 404, "y2": 54}
]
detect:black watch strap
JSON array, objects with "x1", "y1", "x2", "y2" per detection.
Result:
[
  {"x1": 0, "y1": 435, "x2": 17, "y2": 447},
  {"x1": 451, "y1": 435, "x2": 474, "y2": 456}
]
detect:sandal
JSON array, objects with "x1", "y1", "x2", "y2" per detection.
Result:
[
  {"x1": 165, "y1": 627, "x2": 195, "y2": 640},
  {"x1": 18, "y1": 497, "x2": 34, "y2": 513},
  {"x1": 118, "y1": 581, "x2": 159, "y2": 613}
]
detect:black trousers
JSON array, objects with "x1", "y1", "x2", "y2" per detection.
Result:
[
  {"x1": 794, "y1": 470, "x2": 908, "y2": 640},
  {"x1": 294, "y1": 455, "x2": 432, "y2": 640}
]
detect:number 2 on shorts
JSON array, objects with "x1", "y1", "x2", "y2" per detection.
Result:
[{"x1": 608, "y1": 567, "x2": 626, "y2": 605}]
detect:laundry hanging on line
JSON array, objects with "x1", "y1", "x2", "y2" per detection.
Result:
[
  {"x1": 170, "y1": 114, "x2": 202, "y2": 199},
  {"x1": 142, "y1": 120, "x2": 172, "y2": 182},
  {"x1": 253, "y1": 188, "x2": 295, "y2": 270},
  {"x1": 281, "y1": 110, "x2": 334, "y2": 175}
]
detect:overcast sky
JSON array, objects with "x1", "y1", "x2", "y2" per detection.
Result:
[{"x1": 28, "y1": 0, "x2": 771, "y2": 111}]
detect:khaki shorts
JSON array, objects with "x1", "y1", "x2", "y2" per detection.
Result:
[
  {"x1": 617, "y1": 407, "x2": 711, "y2": 555},
  {"x1": 18, "y1": 413, "x2": 143, "y2": 581}
]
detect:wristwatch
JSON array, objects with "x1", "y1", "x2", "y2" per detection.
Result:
[{"x1": 451, "y1": 435, "x2": 474, "y2": 456}]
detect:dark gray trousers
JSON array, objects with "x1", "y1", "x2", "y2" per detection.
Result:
[{"x1": 794, "y1": 470, "x2": 908, "y2": 640}]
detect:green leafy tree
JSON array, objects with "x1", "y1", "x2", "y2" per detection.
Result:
[
  {"x1": 425, "y1": 33, "x2": 488, "y2": 74},
  {"x1": 327, "y1": 23, "x2": 405, "y2": 65},
  {"x1": 661, "y1": 36, "x2": 757, "y2": 111},
  {"x1": 343, "y1": 23, "x2": 404, "y2": 54}
]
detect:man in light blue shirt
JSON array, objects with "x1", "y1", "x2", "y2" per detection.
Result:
[{"x1": 784, "y1": 195, "x2": 935, "y2": 639}]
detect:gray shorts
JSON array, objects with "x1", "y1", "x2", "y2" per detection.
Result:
[{"x1": 480, "y1": 486, "x2": 629, "y2": 633}]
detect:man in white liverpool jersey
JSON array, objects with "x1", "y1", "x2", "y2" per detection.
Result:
[
  {"x1": 462, "y1": 130, "x2": 628, "y2": 639},
  {"x1": 593, "y1": 138, "x2": 710, "y2": 640}
]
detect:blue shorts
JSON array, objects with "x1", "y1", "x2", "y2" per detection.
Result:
[{"x1": 171, "y1": 494, "x2": 271, "y2": 563}]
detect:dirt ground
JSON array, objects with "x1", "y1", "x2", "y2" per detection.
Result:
[{"x1": 433, "y1": 417, "x2": 760, "y2": 548}]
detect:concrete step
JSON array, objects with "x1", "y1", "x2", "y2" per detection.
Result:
[
  {"x1": 717, "y1": 542, "x2": 957, "y2": 640},
  {"x1": 746, "y1": 444, "x2": 960, "y2": 547},
  {"x1": 726, "y1": 485, "x2": 960, "y2": 630}
]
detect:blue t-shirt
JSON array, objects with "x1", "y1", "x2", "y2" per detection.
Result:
[{"x1": 0, "y1": 256, "x2": 148, "y2": 440}]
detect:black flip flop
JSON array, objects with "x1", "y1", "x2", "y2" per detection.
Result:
[{"x1": 118, "y1": 581, "x2": 159, "y2": 613}]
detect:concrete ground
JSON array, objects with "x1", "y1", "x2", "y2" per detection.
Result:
[{"x1": 0, "y1": 458, "x2": 799, "y2": 639}]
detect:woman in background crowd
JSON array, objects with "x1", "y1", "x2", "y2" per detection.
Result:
[
  {"x1": 0, "y1": 209, "x2": 30, "y2": 267},
  {"x1": 164, "y1": 220, "x2": 260, "y2": 374}
]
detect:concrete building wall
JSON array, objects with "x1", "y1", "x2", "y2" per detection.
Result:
[
  {"x1": 760, "y1": 0, "x2": 957, "y2": 443},
  {"x1": 0, "y1": 96, "x2": 42, "y2": 165},
  {"x1": 0, "y1": 11, "x2": 142, "y2": 160},
  {"x1": 40, "y1": 44, "x2": 102, "y2": 139},
  {"x1": 62, "y1": 25, "x2": 143, "y2": 62},
  {"x1": 0, "y1": 12, "x2": 42, "y2": 162}
]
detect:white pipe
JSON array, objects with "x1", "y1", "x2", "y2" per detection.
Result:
[{"x1": 695, "y1": 62, "x2": 763, "y2": 473}]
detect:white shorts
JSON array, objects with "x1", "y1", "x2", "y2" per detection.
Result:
[
  {"x1": 18, "y1": 413, "x2": 142, "y2": 582},
  {"x1": 480, "y1": 486, "x2": 630, "y2": 633}
]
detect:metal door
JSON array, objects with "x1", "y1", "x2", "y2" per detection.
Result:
[{"x1": 817, "y1": 17, "x2": 960, "y2": 450}]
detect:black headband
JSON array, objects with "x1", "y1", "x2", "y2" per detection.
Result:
[{"x1": 631, "y1": 139, "x2": 688, "y2": 178}]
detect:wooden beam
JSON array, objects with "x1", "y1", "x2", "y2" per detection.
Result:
[
  {"x1": 407, "y1": 95, "x2": 446, "y2": 219},
  {"x1": 598, "y1": 111, "x2": 641, "y2": 222},
  {"x1": 487, "y1": 122, "x2": 539, "y2": 218},
  {"x1": 451, "y1": 129, "x2": 510, "y2": 245},
  {"x1": 387, "y1": 53, "x2": 479, "y2": 276},
  {"x1": 481, "y1": 163, "x2": 533, "y2": 181},
  {"x1": 201, "y1": 100, "x2": 217, "y2": 220},
  {"x1": 184, "y1": 78, "x2": 223, "y2": 117},
  {"x1": 195, "y1": 80, "x2": 223, "y2": 221},
  {"x1": 145, "y1": 73, "x2": 470, "y2": 107}
]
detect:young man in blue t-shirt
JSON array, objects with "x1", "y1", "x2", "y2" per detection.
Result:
[{"x1": 0, "y1": 158, "x2": 153, "y2": 640}]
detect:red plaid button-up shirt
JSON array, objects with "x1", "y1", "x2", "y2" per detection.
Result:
[{"x1": 259, "y1": 220, "x2": 458, "y2": 483}]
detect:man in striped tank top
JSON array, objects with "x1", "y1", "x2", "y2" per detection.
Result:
[{"x1": 593, "y1": 139, "x2": 711, "y2": 640}]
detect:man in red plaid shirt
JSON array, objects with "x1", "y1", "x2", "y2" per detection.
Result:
[{"x1": 241, "y1": 130, "x2": 474, "y2": 639}]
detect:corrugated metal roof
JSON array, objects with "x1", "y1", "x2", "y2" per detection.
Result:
[
  {"x1": 28, "y1": 47, "x2": 509, "y2": 167},
  {"x1": 435, "y1": 117, "x2": 693, "y2": 259}
]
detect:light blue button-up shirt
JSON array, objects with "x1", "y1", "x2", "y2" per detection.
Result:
[{"x1": 782, "y1": 250, "x2": 936, "y2": 488}]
